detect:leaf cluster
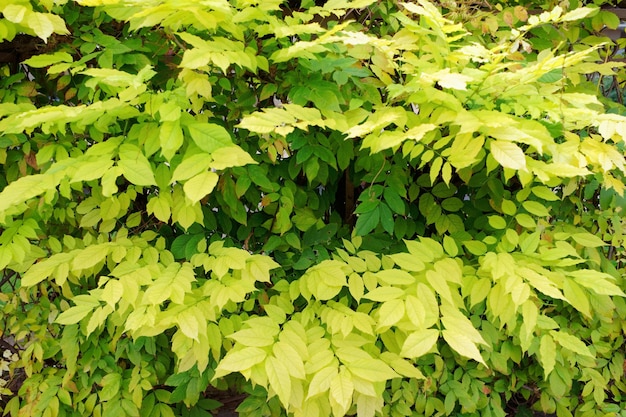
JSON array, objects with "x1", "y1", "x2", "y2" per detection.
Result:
[{"x1": 1, "y1": 1, "x2": 626, "y2": 417}]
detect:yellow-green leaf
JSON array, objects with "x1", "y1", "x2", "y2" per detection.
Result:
[
  {"x1": 549, "y1": 330, "x2": 594, "y2": 358},
  {"x1": 522, "y1": 201, "x2": 550, "y2": 217},
  {"x1": 229, "y1": 327, "x2": 275, "y2": 347},
  {"x1": 307, "y1": 366, "x2": 338, "y2": 399},
  {"x1": 2, "y1": 5, "x2": 28, "y2": 23},
  {"x1": 177, "y1": 311, "x2": 200, "y2": 341},
  {"x1": 273, "y1": 341, "x2": 305, "y2": 380},
  {"x1": 72, "y1": 244, "x2": 110, "y2": 271},
  {"x1": 375, "y1": 269, "x2": 415, "y2": 286},
  {"x1": 425, "y1": 270, "x2": 454, "y2": 304},
  {"x1": 346, "y1": 358, "x2": 400, "y2": 382},
  {"x1": 490, "y1": 140, "x2": 526, "y2": 170},
  {"x1": 377, "y1": 299, "x2": 405, "y2": 329},
  {"x1": 568, "y1": 270, "x2": 625, "y2": 296},
  {"x1": 147, "y1": 195, "x2": 171, "y2": 222},
  {"x1": 404, "y1": 295, "x2": 427, "y2": 328},
  {"x1": 187, "y1": 122, "x2": 232, "y2": 154},
  {"x1": 171, "y1": 153, "x2": 213, "y2": 183},
  {"x1": 441, "y1": 329, "x2": 486, "y2": 366},
  {"x1": 23, "y1": 51, "x2": 73, "y2": 68},
  {"x1": 539, "y1": 334, "x2": 556, "y2": 379},
  {"x1": 330, "y1": 367, "x2": 354, "y2": 417},
  {"x1": 118, "y1": 145, "x2": 156, "y2": 186},
  {"x1": 400, "y1": 328, "x2": 439, "y2": 358},
  {"x1": 266, "y1": 355, "x2": 291, "y2": 407},
  {"x1": 183, "y1": 171, "x2": 219, "y2": 202},
  {"x1": 519, "y1": 267, "x2": 565, "y2": 300},
  {"x1": 209, "y1": 146, "x2": 256, "y2": 170},
  {"x1": 362, "y1": 286, "x2": 405, "y2": 302},
  {"x1": 27, "y1": 13, "x2": 55, "y2": 41},
  {"x1": 215, "y1": 347, "x2": 267, "y2": 376},
  {"x1": 563, "y1": 279, "x2": 591, "y2": 318},
  {"x1": 348, "y1": 274, "x2": 364, "y2": 302},
  {"x1": 388, "y1": 253, "x2": 425, "y2": 272},
  {"x1": 56, "y1": 304, "x2": 95, "y2": 325},
  {"x1": 570, "y1": 233, "x2": 605, "y2": 248},
  {"x1": 99, "y1": 373, "x2": 121, "y2": 402}
]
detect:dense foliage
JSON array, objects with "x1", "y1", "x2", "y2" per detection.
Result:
[{"x1": 2, "y1": 0, "x2": 626, "y2": 416}]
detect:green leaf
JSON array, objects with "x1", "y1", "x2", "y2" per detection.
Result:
[
  {"x1": 187, "y1": 123, "x2": 233, "y2": 154},
  {"x1": 441, "y1": 197, "x2": 463, "y2": 212},
  {"x1": 355, "y1": 205, "x2": 380, "y2": 236},
  {"x1": 183, "y1": 171, "x2": 219, "y2": 202},
  {"x1": 99, "y1": 373, "x2": 122, "y2": 402},
  {"x1": 379, "y1": 203, "x2": 394, "y2": 235},
  {"x1": 401, "y1": 329, "x2": 439, "y2": 358},
  {"x1": 537, "y1": 69, "x2": 563, "y2": 83},
  {"x1": 383, "y1": 188, "x2": 405, "y2": 215}
]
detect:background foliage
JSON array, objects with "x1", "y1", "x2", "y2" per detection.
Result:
[{"x1": 2, "y1": 0, "x2": 626, "y2": 416}]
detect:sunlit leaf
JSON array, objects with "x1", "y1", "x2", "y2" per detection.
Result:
[{"x1": 401, "y1": 329, "x2": 439, "y2": 358}]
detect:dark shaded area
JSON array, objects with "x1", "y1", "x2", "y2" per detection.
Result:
[{"x1": 0, "y1": 35, "x2": 42, "y2": 74}]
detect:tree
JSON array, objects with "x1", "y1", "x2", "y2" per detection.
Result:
[{"x1": 1, "y1": 0, "x2": 626, "y2": 416}]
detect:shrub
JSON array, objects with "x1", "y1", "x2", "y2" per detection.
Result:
[{"x1": 1, "y1": 1, "x2": 626, "y2": 416}]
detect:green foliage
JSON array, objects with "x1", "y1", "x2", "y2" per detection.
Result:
[{"x1": 2, "y1": 0, "x2": 626, "y2": 416}]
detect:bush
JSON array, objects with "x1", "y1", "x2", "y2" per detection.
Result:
[{"x1": 1, "y1": 1, "x2": 626, "y2": 416}]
